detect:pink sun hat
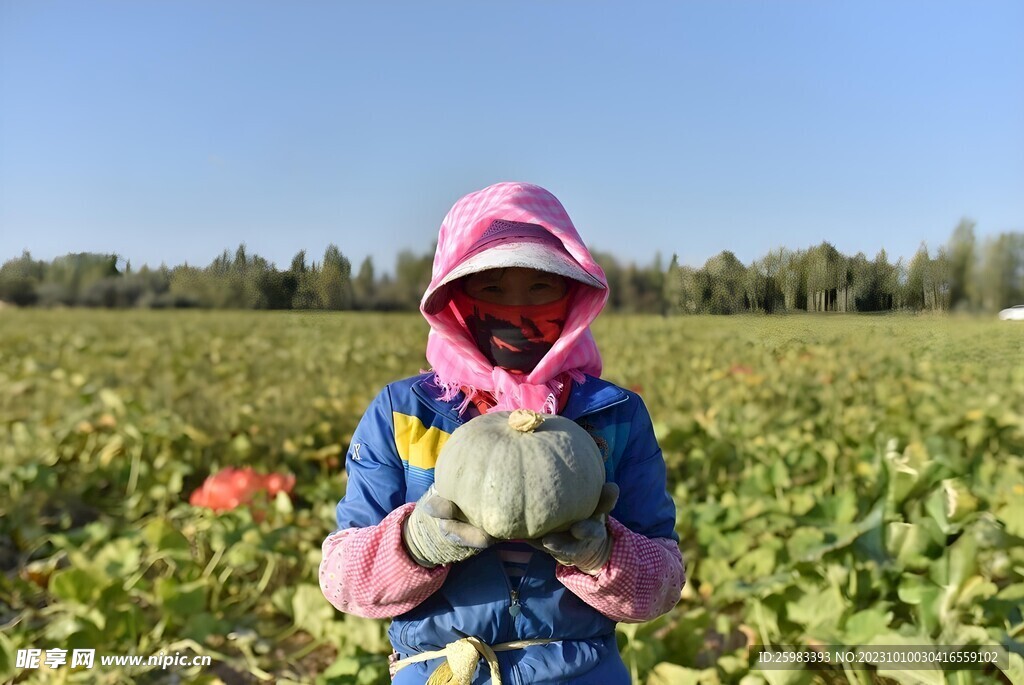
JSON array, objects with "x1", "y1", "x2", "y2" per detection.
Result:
[{"x1": 421, "y1": 218, "x2": 604, "y2": 315}]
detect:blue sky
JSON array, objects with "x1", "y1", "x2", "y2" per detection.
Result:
[{"x1": 1, "y1": 1, "x2": 1022, "y2": 272}]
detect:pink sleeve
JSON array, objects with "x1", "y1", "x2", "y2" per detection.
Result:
[
  {"x1": 555, "y1": 516, "x2": 685, "y2": 624},
  {"x1": 319, "y1": 502, "x2": 450, "y2": 619}
]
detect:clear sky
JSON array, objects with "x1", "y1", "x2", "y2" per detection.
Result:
[{"x1": 1, "y1": 1, "x2": 1022, "y2": 272}]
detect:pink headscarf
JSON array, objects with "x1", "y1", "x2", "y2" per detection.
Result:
[{"x1": 420, "y1": 182, "x2": 609, "y2": 414}]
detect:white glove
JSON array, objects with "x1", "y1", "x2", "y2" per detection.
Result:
[
  {"x1": 530, "y1": 483, "x2": 619, "y2": 575},
  {"x1": 402, "y1": 485, "x2": 494, "y2": 568}
]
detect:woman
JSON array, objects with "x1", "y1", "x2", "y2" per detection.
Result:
[{"x1": 319, "y1": 182, "x2": 684, "y2": 684}]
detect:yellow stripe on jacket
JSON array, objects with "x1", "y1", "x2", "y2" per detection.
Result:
[{"x1": 392, "y1": 412, "x2": 452, "y2": 470}]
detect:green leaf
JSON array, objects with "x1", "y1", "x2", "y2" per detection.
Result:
[
  {"x1": 182, "y1": 612, "x2": 229, "y2": 643},
  {"x1": 858, "y1": 634, "x2": 946, "y2": 685},
  {"x1": 93, "y1": 536, "x2": 142, "y2": 577},
  {"x1": 156, "y1": 577, "x2": 207, "y2": 616},
  {"x1": 99, "y1": 387, "x2": 126, "y2": 413},
  {"x1": 230, "y1": 433, "x2": 252, "y2": 456},
  {"x1": 980, "y1": 582, "x2": 1024, "y2": 623},
  {"x1": 946, "y1": 532, "x2": 979, "y2": 595},
  {"x1": 1003, "y1": 652, "x2": 1024, "y2": 685},
  {"x1": 708, "y1": 531, "x2": 749, "y2": 561},
  {"x1": 726, "y1": 571, "x2": 798, "y2": 600},
  {"x1": 738, "y1": 675, "x2": 768, "y2": 685},
  {"x1": 874, "y1": 666, "x2": 947, "y2": 685},
  {"x1": 735, "y1": 547, "x2": 777, "y2": 579},
  {"x1": 272, "y1": 585, "x2": 296, "y2": 615},
  {"x1": 940, "y1": 479, "x2": 979, "y2": 523},
  {"x1": 897, "y1": 575, "x2": 942, "y2": 634},
  {"x1": 843, "y1": 606, "x2": 893, "y2": 644},
  {"x1": 886, "y1": 461, "x2": 919, "y2": 507},
  {"x1": 292, "y1": 583, "x2": 336, "y2": 640},
  {"x1": 828, "y1": 489, "x2": 859, "y2": 525},
  {"x1": 322, "y1": 654, "x2": 361, "y2": 677},
  {"x1": 224, "y1": 539, "x2": 260, "y2": 567},
  {"x1": 996, "y1": 501, "x2": 1024, "y2": 537},
  {"x1": 274, "y1": 490, "x2": 294, "y2": 515},
  {"x1": 0, "y1": 632, "x2": 15, "y2": 683},
  {"x1": 953, "y1": 576, "x2": 998, "y2": 609},
  {"x1": 770, "y1": 461, "x2": 791, "y2": 489},
  {"x1": 925, "y1": 487, "x2": 957, "y2": 535},
  {"x1": 106, "y1": 601, "x2": 143, "y2": 642},
  {"x1": 992, "y1": 582, "x2": 1024, "y2": 602},
  {"x1": 142, "y1": 517, "x2": 192, "y2": 554},
  {"x1": 788, "y1": 492, "x2": 817, "y2": 516},
  {"x1": 886, "y1": 522, "x2": 934, "y2": 571},
  {"x1": 718, "y1": 654, "x2": 748, "y2": 676},
  {"x1": 786, "y1": 585, "x2": 846, "y2": 631},
  {"x1": 50, "y1": 567, "x2": 105, "y2": 604},
  {"x1": 42, "y1": 613, "x2": 103, "y2": 650},
  {"x1": 646, "y1": 662, "x2": 720, "y2": 685},
  {"x1": 759, "y1": 664, "x2": 814, "y2": 685},
  {"x1": 340, "y1": 615, "x2": 390, "y2": 655},
  {"x1": 786, "y1": 528, "x2": 825, "y2": 561}
]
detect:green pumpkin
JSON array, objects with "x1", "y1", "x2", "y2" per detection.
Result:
[{"x1": 434, "y1": 409, "x2": 606, "y2": 540}]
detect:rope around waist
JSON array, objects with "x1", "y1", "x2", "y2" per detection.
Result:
[{"x1": 391, "y1": 636, "x2": 558, "y2": 685}]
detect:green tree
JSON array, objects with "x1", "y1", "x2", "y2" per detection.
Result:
[
  {"x1": 317, "y1": 244, "x2": 353, "y2": 310},
  {"x1": 677, "y1": 264, "x2": 707, "y2": 314},
  {"x1": 640, "y1": 253, "x2": 666, "y2": 314},
  {"x1": 168, "y1": 265, "x2": 214, "y2": 307},
  {"x1": 616, "y1": 256, "x2": 665, "y2": 314},
  {"x1": 805, "y1": 242, "x2": 842, "y2": 311},
  {"x1": 289, "y1": 250, "x2": 319, "y2": 310},
  {"x1": 875, "y1": 249, "x2": 900, "y2": 311},
  {"x1": 0, "y1": 251, "x2": 44, "y2": 305},
  {"x1": 929, "y1": 248, "x2": 952, "y2": 311},
  {"x1": 663, "y1": 254, "x2": 682, "y2": 314},
  {"x1": 352, "y1": 256, "x2": 377, "y2": 310},
  {"x1": 977, "y1": 232, "x2": 1024, "y2": 311},
  {"x1": 946, "y1": 219, "x2": 978, "y2": 311},
  {"x1": 36, "y1": 253, "x2": 119, "y2": 306},
  {"x1": 381, "y1": 249, "x2": 433, "y2": 310},
  {"x1": 777, "y1": 248, "x2": 804, "y2": 311},
  {"x1": 747, "y1": 249, "x2": 786, "y2": 313},
  {"x1": 904, "y1": 243, "x2": 931, "y2": 310},
  {"x1": 848, "y1": 249, "x2": 898, "y2": 312},
  {"x1": 849, "y1": 252, "x2": 873, "y2": 311},
  {"x1": 592, "y1": 251, "x2": 624, "y2": 310},
  {"x1": 704, "y1": 251, "x2": 747, "y2": 314}
]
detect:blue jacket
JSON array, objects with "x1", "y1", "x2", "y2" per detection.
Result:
[{"x1": 335, "y1": 373, "x2": 679, "y2": 684}]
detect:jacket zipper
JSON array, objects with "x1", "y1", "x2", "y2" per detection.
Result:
[
  {"x1": 508, "y1": 588, "x2": 522, "y2": 618},
  {"x1": 498, "y1": 549, "x2": 538, "y2": 685},
  {"x1": 498, "y1": 560, "x2": 519, "y2": 640},
  {"x1": 504, "y1": 581, "x2": 524, "y2": 685}
]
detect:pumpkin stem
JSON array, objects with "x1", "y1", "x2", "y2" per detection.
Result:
[{"x1": 508, "y1": 409, "x2": 544, "y2": 433}]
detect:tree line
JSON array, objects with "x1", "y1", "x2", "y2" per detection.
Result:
[
  {"x1": 1, "y1": 220, "x2": 1021, "y2": 314},
  {"x1": 666, "y1": 220, "x2": 1023, "y2": 314}
]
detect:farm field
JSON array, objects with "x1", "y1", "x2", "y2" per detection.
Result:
[{"x1": 1, "y1": 310, "x2": 1023, "y2": 684}]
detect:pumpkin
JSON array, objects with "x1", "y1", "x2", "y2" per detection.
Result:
[{"x1": 433, "y1": 408, "x2": 606, "y2": 539}]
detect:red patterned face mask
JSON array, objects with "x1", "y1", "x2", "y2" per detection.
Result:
[{"x1": 450, "y1": 289, "x2": 572, "y2": 373}]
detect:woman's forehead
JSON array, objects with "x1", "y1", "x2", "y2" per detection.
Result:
[{"x1": 467, "y1": 267, "x2": 563, "y2": 282}]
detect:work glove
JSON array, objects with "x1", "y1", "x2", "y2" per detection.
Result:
[
  {"x1": 529, "y1": 483, "x2": 619, "y2": 576},
  {"x1": 402, "y1": 485, "x2": 494, "y2": 568}
]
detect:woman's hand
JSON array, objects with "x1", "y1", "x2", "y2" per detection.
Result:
[
  {"x1": 529, "y1": 483, "x2": 619, "y2": 575},
  {"x1": 402, "y1": 485, "x2": 494, "y2": 567}
]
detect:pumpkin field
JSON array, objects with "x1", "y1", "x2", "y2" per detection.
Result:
[{"x1": 1, "y1": 309, "x2": 1022, "y2": 685}]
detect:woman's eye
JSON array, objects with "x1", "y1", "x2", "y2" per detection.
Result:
[
  {"x1": 482, "y1": 285, "x2": 502, "y2": 293},
  {"x1": 530, "y1": 283, "x2": 552, "y2": 291}
]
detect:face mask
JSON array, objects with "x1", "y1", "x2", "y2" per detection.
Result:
[{"x1": 450, "y1": 289, "x2": 572, "y2": 372}]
